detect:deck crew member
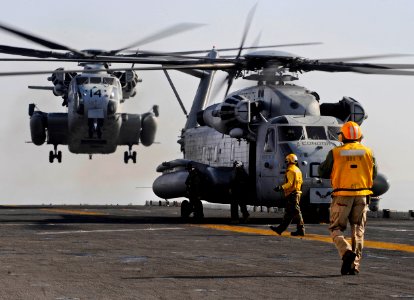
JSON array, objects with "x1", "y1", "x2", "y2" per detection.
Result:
[
  {"x1": 270, "y1": 153, "x2": 305, "y2": 236},
  {"x1": 319, "y1": 121, "x2": 377, "y2": 275}
]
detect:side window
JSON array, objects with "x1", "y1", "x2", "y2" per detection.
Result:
[
  {"x1": 264, "y1": 128, "x2": 275, "y2": 152},
  {"x1": 68, "y1": 81, "x2": 76, "y2": 103},
  {"x1": 213, "y1": 146, "x2": 219, "y2": 162},
  {"x1": 328, "y1": 126, "x2": 341, "y2": 141},
  {"x1": 202, "y1": 147, "x2": 206, "y2": 162},
  {"x1": 230, "y1": 143, "x2": 235, "y2": 161}
]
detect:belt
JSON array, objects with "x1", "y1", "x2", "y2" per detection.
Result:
[{"x1": 333, "y1": 188, "x2": 372, "y2": 192}]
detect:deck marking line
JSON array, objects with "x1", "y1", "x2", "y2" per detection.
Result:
[
  {"x1": 37, "y1": 227, "x2": 183, "y2": 235},
  {"x1": 197, "y1": 224, "x2": 414, "y2": 253},
  {"x1": 40, "y1": 208, "x2": 107, "y2": 216}
]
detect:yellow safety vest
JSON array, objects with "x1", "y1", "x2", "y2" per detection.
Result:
[
  {"x1": 282, "y1": 164, "x2": 303, "y2": 197},
  {"x1": 331, "y1": 142, "x2": 374, "y2": 196}
]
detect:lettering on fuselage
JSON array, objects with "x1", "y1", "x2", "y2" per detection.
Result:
[{"x1": 297, "y1": 141, "x2": 330, "y2": 147}]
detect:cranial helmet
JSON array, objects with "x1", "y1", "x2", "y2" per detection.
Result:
[
  {"x1": 340, "y1": 121, "x2": 362, "y2": 141},
  {"x1": 285, "y1": 153, "x2": 298, "y2": 165}
]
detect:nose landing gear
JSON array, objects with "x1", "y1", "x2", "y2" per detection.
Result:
[
  {"x1": 124, "y1": 145, "x2": 137, "y2": 164},
  {"x1": 49, "y1": 145, "x2": 62, "y2": 163}
]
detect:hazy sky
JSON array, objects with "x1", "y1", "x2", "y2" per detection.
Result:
[{"x1": 0, "y1": 0, "x2": 413, "y2": 210}]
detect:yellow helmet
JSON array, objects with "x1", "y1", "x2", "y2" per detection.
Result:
[
  {"x1": 285, "y1": 153, "x2": 298, "y2": 164},
  {"x1": 340, "y1": 121, "x2": 362, "y2": 141}
]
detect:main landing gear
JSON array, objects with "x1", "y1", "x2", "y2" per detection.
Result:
[
  {"x1": 49, "y1": 145, "x2": 62, "y2": 163},
  {"x1": 124, "y1": 145, "x2": 137, "y2": 164},
  {"x1": 181, "y1": 199, "x2": 204, "y2": 221}
]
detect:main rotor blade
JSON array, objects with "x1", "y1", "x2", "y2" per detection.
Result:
[
  {"x1": 122, "y1": 42, "x2": 323, "y2": 56},
  {"x1": 210, "y1": 73, "x2": 229, "y2": 101},
  {"x1": 318, "y1": 54, "x2": 414, "y2": 62},
  {"x1": 236, "y1": 3, "x2": 257, "y2": 59},
  {"x1": 0, "y1": 55, "x2": 223, "y2": 64},
  {"x1": 111, "y1": 23, "x2": 205, "y2": 54},
  {"x1": 0, "y1": 22, "x2": 85, "y2": 57},
  {"x1": 222, "y1": 4, "x2": 257, "y2": 98},
  {"x1": 348, "y1": 67, "x2": 414, "y2": 75},
  {"x1": 0, "y1": 44, "x2": 67, "y2": 59},
  {"x1": 0, "y1": 63, "x2": 236, "y2": 77},
  {"x1": 295, "y1": 60, "x2": 414, "y2": 74},
  {"x1": 374, "y1": 63, "x2": 414, "y2": 69}
]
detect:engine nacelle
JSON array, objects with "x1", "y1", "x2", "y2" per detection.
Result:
[
  {"x1": 140, "y1": 112, "x2": 157, "y2": 146},
  {"x1": 114, "y1": 70, "x2": 140, "y2": 100},
  {"x1": 198, "y1": 95, "x2": 252, "y2": 138},
  {"x1": 320, "y1": 97, "x2": 367, "y2": 125},
  {"x1": 53, "y1": 84, "x2": 65, "y2": 97},
  {"x1": 30, "y1": 112, "x2": 47, "y2": 146},
  {"x1": 48, "y1": 68, "x2": 77, "y2": 99}
]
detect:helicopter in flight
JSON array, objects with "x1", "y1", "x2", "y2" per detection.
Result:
[
  {"x1": 151, "y1": 9, "x2": 414, "y2": 221},
  {"x1": 0, "y1": 22, "x2": 204, "y2": 163}
]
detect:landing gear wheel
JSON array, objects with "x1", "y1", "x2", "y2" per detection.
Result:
[
  {"x1": 123, "y1": 145, "x2": 137, "y2": 164},
  {"x1": 181, "y1": 200, "x2": 192, "y2": 218},
  {"x1": 230, "y1": 202, "x2": 239, "y2": 222},
  {"x1": 124, "y1": 151, "x2": 129, "y2": 164},
  {"x1": 48, "y1": 145, "x2": 62, "y2": 163},
  {"x1": 192, "y1": 199, "x2": 204, "y2": 221}
]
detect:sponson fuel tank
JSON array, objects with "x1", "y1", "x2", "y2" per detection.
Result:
[{"x1": 152, "y1": 159, "x2": 236, "y2": 202}]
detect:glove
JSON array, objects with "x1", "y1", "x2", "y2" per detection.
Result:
[{"x1": 273, "y1": 186, "x2": 282, "y2": 192}]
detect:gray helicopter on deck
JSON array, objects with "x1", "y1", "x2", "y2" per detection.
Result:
[
  {"x1": 152, "y1": 47, "x2": 400, "y2": 221},
  {"x1": 0, "y1": 22, "x2": 205, "y2": 163},
  {"x1": 150, "y1": 8, "x2": 414, "y2": 221}
]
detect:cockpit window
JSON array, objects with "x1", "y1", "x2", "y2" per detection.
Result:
[
  {"x1": 89, "y1": 77, "x2": 101, "y2": 84},
  {"x1": 306, "y1": 126, "x2": 327, "y2": 140},
  {"x1": 278, "y1": 126, "x2": 304, "y2": 141},
  {"x1": 328, "y1": 126, "x2": 341, "y2": 141},
  {"x1": 76, "y1": 77, "x2": 88, "y2": 85},
  {"x1": 264, "y1": 128, "x2": 276, "y2": 152},
  {"x1": 103, "y1": 77, "x2": 114, "y2": 85}
]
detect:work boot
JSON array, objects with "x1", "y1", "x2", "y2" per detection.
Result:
[
  {"x1": 349, "y1": 267, "x2": 360, "y2": 275},
  {"x1": 341, "y1": 250, "x2": 357, "y2": 275},
  {"x1": 291, "y1": 227, "x2": 305, "y2": 236},
  {"x1": 269, "y1": 225, "x2": 283, "y2": 235},
  {"x1": 241, "y1": 212, "x2": 250, "y2": 223},
  {"x1": 230, "y1": 218, "x2": 240, "y2": 225}
]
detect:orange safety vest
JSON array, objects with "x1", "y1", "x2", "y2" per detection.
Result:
[
  {"x1": 331, "y1": 142, "x2": 374, "y2": 196},
  {"x1": 282, "y1": 164, "x2": 303, "y2": 197}
]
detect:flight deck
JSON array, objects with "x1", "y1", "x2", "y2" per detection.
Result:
[{"x1": 0, "y1": 205, "x2": 412, "y2": 299}]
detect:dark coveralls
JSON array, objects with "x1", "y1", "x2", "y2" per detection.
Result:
[
  {"x1": 230, "y1": 164, "x2": 250, "y2": 221},
  {"x1": 185, "y1": 168, "x2": 204, "y2": 218}
]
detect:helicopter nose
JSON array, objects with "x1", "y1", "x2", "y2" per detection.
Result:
[{"x1": 84, "y1": 93, "x2": 107, "y2": 119}]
